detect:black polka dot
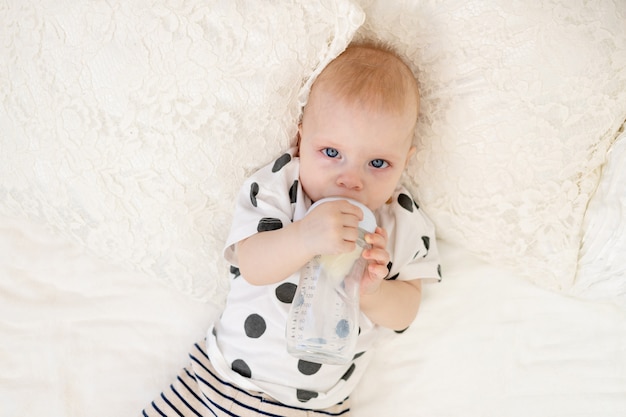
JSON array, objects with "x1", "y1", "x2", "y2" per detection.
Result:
[
  {"x1": 386, "y1": 272, "x2": 399, "y2": 281},
  {"x1": 353, "y1": 351, "x2": 365, "y2": 360},
  {"x1": 230, "y1": 265, "x2": 240, "y2": 278},
  {"x1": 297, "y1": 360, "x2": 322, "y2": 376},
  {"x1": 289, "y1": 180, "x2": 298, "y2": 204},
  {"x1": 413, "y1": 249, "x2": 420, "y2": 259},
  {"x1": 296, "y1": 389, "x2": 318, "y2": 403},
  {"x1": 386, "y1": 262, "x2": 393, "y2": 273},
  {"x1": 232, "y1": 359, "x2": 251, "y2": 378},
  {"x1": 250, "y1": 182, "x2": 260, "y2": 207},
  {"x1": 395, "y1": 327, "x2": 409, "y2": 334},
  {"x1": 341, "y1": 364, "x2": 356, "y2": 381},
  {"x1": 398, "y1": 193, "x2": 413, "y2": 212},
  {"x1": 244, "y1": 314, "x2": 266, "y2": 338},
  {"x1": 335, "y1": 319, "x2": 350, "y2": 338},
  {"x1": 413, "y1": 199, "x2": 420, "y2": 210},
  {"x1": 422, "y1": 236, "x2": 430, "y2": 251},
  {"x1": 272, "y1": 153, "x2": 292, "y2": 173},
  {"x1": 437, "y1": 264, "x2": 442, "y2": 279},
  {"x1": 257, "y1": 218, "x2": 283, "y2": 232},
  {"x1": 275, "y1": 282, "x2": 297, "y2": 303}
]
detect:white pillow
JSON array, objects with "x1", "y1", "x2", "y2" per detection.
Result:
[
  {"x1": 0, "y1": 0, "x2": 364, "y2": 303},
  {"x1": 354, "y1": 0, "x2": 626, "y2": 292},
  {"x1": 576, "y1": 126, "x2": 626, "y2": 306}
]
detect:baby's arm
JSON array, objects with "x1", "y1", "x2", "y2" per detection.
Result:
[
  {"x1": 359, "y1": 228, "x2": 422, "y2": 331},
  {"x1": 237, "y1": 200, "x2": 364, "y2": 286},
  {"x1": 360, "y1": 278, "x2": 422, "y2": 332}
]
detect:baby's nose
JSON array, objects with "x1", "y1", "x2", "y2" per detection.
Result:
[{"x1": 337, "y1": 168, "x2": 363, "y2": 190}]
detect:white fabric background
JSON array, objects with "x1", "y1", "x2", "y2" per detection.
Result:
[{"x1": 1, "y1": 1, "x2": 626, "y2": 416}]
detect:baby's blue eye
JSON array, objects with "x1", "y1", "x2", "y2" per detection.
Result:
[
  {"x1": 370, "y1": 159, "x2": 388, "y2": 169},
  {"x1": 323, "y1": 148, "x2": 339, "y2": 158}
]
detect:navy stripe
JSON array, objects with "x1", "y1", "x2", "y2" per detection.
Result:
[
  {"x1": 177, "y1": 371, "x2": 217, "y2": 417},
  {"x1": 190, "y1": 343, "x2": 350, "y2": 417},
  {"x1": 151, "y1": 401, "x2": 167, "y2": 417},
  {"x1": 161, "y1": 391, "x2": 184, "y2": 416},
  {"x1": 192, "y1": 368, "x2": 275, "y2": 417},
  {"x1": 152, "y1": 371, "x2": 218, "y2": 417},
  {"x1": 181, "y1": 369, "x2": 218, "y2": 417},
  {"x1": 171, "y1": 383, "x2": 204, "y2": 417}
]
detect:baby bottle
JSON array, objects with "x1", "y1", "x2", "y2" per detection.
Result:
[{"x1": 286, "y1": 197, "x2": 377, "y2": 365}]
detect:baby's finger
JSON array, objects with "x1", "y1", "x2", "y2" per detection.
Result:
[
  {"x1": 367, "y1": 262, "x2": 389, "y2": 281},
  {"x1": 364, "y1": 229, "x2": 387, "y2": 249},
  {"x1": 362, "y1": 247, "x2": 390, "y2": 266},
  {"x1": 338, "y1": 200, "x2": 364, "y2": 220}
]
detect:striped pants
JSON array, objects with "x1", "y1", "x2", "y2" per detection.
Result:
[{"x1": 142, "y1": 341, "x2": 351, "y2": 417}]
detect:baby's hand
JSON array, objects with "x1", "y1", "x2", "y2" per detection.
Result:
[
  {"x1": 299, "y1": 200, "x2": 363, "y2": 257},
  {"x1": 360, "y1": 227, "x2": 390, "y2": 295}
]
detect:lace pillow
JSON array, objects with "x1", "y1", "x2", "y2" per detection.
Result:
[
  {"x1": 0, "y1": 0, "x2": 364, "y2": 302},
  {"x1": 355, "y1": 0, "x2": 626, "y2": 292}
]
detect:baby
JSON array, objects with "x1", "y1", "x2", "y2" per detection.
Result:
[{"x1": 143, "y1": 41, "x2": 441, "y2": 417}]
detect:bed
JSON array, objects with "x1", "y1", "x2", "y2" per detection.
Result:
[{"x1": 1, "y1": 0, "x2": 626, "y2": 416}]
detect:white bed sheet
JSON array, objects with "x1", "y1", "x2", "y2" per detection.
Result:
[
  {"x1": 0, "y1": 216, "x2": 219, "y2": 416},
  {"x1": 2, "y1": 215, "x2": 625, "y2": 417}
]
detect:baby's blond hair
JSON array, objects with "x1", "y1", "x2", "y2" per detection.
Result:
[{"x1": 309, "y1": 41, "x2": 419, "y2": 121}]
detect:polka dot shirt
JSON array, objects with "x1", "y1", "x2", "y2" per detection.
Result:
[{"x1": 206, "y1": 148, "x2": 441, "y2": 409}]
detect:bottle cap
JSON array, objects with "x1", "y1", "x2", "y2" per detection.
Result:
[{"x1": 307, "y1": 197, "x2": 377, "y2": 233}]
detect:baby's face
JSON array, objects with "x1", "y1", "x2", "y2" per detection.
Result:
[{"x1": 298, "y1": 89, "x2": 416, "y2": 212}]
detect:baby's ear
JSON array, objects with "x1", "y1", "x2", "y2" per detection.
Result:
[
  {"x1": 295, "y1": 127, "x2": 302, "y2": 156},
  {"x1": 297, "y1": 126, "x2": 303, "y2": 143}
]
